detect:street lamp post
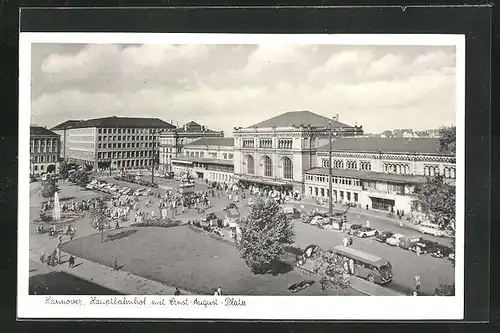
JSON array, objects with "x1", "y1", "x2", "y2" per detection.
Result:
[
  {"x1": 328, "y1": 120, "x2": 333, "y2": 219},
  {"x1": 151, "y1": 130, "x2": 156, "y2": 184}
]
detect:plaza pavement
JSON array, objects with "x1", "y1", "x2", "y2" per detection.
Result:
[{"x1": 29, "y1": 177, "x2": 453, "y2": 296}]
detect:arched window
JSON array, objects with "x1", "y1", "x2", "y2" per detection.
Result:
[
  {"x1": 262, "y1": 156, "x2": 272, "y2": 177},
  {"x1": 245, "y1": 155, "x2": 254, "y2": 175},
  {"x1": 282, "y1": 157, "x2": 293, "y2": 179}
]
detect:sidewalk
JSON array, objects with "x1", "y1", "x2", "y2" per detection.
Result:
[
  {"x1": 29, "y1": 249, "x2": 194, "y2": 296},
  {"x1": 348, "y1": 276, "x2": 405, "y2": 296}
]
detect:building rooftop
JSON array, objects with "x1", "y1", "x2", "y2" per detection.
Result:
[
  {"x1": 184, "y1": 121, "x2": 201, "y2": 127},
  {"x1": 184, "y1": 137, "x2": 234, "y2": 147},
  {"x1": 305, "y1": 167, "x2": 429, "y2": 184},
  {"x1": 51, "y1": 116, "x2": 176, "y2": 130},
  {"x1": 30, "y1": 126, "x2": 59, "y2": 137},
  {"x1": 247, "y1": 110, "x2": 353, "y2": 129},
  {"x1": 318, "y1": 137, "x2": 449, "y2": 155}
]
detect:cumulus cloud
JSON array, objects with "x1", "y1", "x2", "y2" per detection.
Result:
[{"x1": 31, "y1": 43, "x2": 458, "y2": 135}]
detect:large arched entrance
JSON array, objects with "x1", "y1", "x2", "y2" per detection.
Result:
[
  {"x1": 281, "y1": 157, "x2": 293, "y2": 180},
  {"x1": 262, "y1": 156, "x2": 272, "y2": 177},
  {"x1": 47, "y1": 164, "x2": 56, "y2": 173},
  {"x1": 245, "y1": 155, "x2": 255, "y2": 174}
]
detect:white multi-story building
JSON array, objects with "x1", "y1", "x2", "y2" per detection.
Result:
[
  {"x1": 158, "y1": 121, "x2": 224, "y2": 172},
  {"x1": 233, "y1": 110, "x2": 364, "y2": 192},
  {"x1": 30, "y1": 126, "x2": 60, "y2": 175},
  {"x1": 304, "y1": 137, "x2": 456, "y2": 213},
  {"x1": 51, "y1": 116, "x2": 175, "y2": 170},
  {"x1": 171, "y1": 138, "x2": 234, "y2": 183}
]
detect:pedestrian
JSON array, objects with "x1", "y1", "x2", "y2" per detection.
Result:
[
  {"x1": 366, "y1": 220, "x2": 370, "y2": 228},
  {"x1": 112, "y1": 257, "x2": 118, "y2": 271},
  {"x1": 56, "y1": 246, "x2": 61, "y2": 264},
  {"x1": 68, "y1": 255, "x2": 75, "y2": 268},
  {"x1": 415, "y1": 275, "x2": 421, "y2": 291},
  {"x1": 348, "y1": 236, "x2": 353, "y2": 247},
  {"x1": 58, "y1": 234, "x2": 62, "y2": 244},
  {"x1": 366, "y1": 204, "x2": 369, "y2": 210},
  {"x1": 214, "y1": 289, "x2": 219, "y2": 296},
  {"x1": 174, "y1": 288, "x2": 181, "y2": 296},
  {"x1": 343, "y1": 236, "x2": 348, "y2": 247},
  {"x1": 416, "y1": 246, "x2": 421, "y2": 257},
  {"x1": 217, "y1": 287, "x2": 222, "y2": 296},
  {"x1": 40, "y1": 252, "x2": 45, "y2": 263}
]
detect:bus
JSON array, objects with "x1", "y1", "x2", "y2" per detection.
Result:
[
  {"x1": 178, "y1": 183, "x2": 195, "y2": 195},
  {"x1": 331, "y1": 245, "x2": 393, "y2": 284}
]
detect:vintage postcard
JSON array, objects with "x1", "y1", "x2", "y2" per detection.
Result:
[{"x1": 18, "y1": 33, "x2": 465, "y2": 320}]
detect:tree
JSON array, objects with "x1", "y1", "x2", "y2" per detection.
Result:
[
  {"x1": 90, "y1": 197, "x2": 108, "y2": 243},
  {"x1": 40, "y1": 179, "x2": 59, "y2": 199},
  {"x1": 313, "y1": 249, "x2": 350, "y2": 292},
  {"x1": 438, "y1": 126, "x2": 456, "y2": 154},
  {"x1": 411, "y1": 176, "x2": 455, "y2": 230},
  {"x1": 237, "y1": 198, "x2": 295, "y2": 274},
  {"x1": 59, "y1": 160, "x2": 69, "y2": 179},
  {"x1": 69, "y1": 169, "x2": 91, "y2": 187}
]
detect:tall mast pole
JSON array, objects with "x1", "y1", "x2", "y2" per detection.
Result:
[{"x1": 328, "y1": 120, "x2": 333, "y2": 218}]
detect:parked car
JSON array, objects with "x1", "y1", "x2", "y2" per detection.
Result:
[
  {"x1": 410, "y1": 239, "x2": 440, "y2": 254},
  {"x1": 428, "y1": 244, "x2": 453, "y2": 258},
  {"x1": 347, "y1": 224, "x2": 363, "y2": 235},
  {"x1": 386, "y1": 233, "x2": 405, "y2": 246},
  {"x1": 354, "y1": 227, "x2": 378, "y2": 238},
  {"x1": 419, "y1": 223, "x2": 446, "y2": 237},
  {"x1": 375, "y1": 231, "x2": 394, "y2": 243},
  {"x1": 310, "y1": 216, "x2": 326, "y2": 225},
  {"x1": 399, "y1": 236, "x2": 423, "y2": 251},
  {"x1": 282, "y1": 206, "x2": 301, "y2": 219},
  {"x1": 201, "y1": 212, "x2": 218, "y2": 224}
]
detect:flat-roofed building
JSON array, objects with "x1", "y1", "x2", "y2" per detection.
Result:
[
  {"x1": 159, "y1": 121, "x2": 224, "y2": 172},
  {"x1": 304, "y1": 137, "x2": 456, "y2": 213},
  {"x1": 30, "y1": 126, "x2": 61, "y2": 175},
  {"x1": 233, "y1": 110, "x2": 363, "y2": 192},
  {"x1": 51, "y1": 116, "x2": 175, "y2": 170},
  {"x1": 171, "y1": 137, "x2": 234, "y2": 183}
]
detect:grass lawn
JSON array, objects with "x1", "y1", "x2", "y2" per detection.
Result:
[{"x1": 61, "y1": 226, "x2": 361, "y2": 296}]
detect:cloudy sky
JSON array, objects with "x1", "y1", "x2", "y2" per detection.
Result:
[{"x1": 31, "y1": 43, "x2": 457, "y2": 135}]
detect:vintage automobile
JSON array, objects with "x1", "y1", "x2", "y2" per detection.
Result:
[
  {"x1": 310, "y1": 215, "x2": 326, "y2": 225},
  {"x1": 428, "y1": 244, "x2": 454, "y2": 258},
  {"x1": 386, "y1": 233, "x2": 405, "y2": 246},
  {"x1": 346, "y1": 224, "x2": 363, "y2": 235},
  {"x1": 282, "y1": 206, "x2": 301, "y2": 219},
  {"x1": 410, "y1": 239, "x2": 440, "y2": 254},
  {"x1": 419, "y1": 222, "x2": 446, "y2": 237},
  {"x1": 375, "y1": 231, "x2": 394, "y2": 243},
  {"x1": 399, "y1": 236, "x2": 424, "y2": 251},
  {"x1": 354, "y1": 227, "x2": 378, "y2": 238},
  {"x1": 201, "y1": 212, "x2": 219, "y2": 224}
]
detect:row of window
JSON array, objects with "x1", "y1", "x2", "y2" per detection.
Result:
[
  {"x1": 30, "y1": 146, "x2": 58, "y2": 153},
  {"x1": 98, "y1": 135, "x2": 156, "y2": 142},
  {"x1": 305, "y1": 174, "x2": 361, "y2": 187},
  {"x1": 98, "y1": 128, "x2": 157, "y2": 134},
  {"x1": 278, "y1": 139, "x2": 293, "y2": 149},
  {"x1": 242, "y1": 139, "x2": 254, "y2": 148},
  {"x1": 424, "y1": 165, "x2": 456, "y2": 178},
  {"x1": 185, "y1": 151, "x2": 234, "y2": 160},
  {"x1": 98, "y1": 142, "x2": 157, "y2": 149},
  {"x1": 244, "y1": 155, "x2": 293, "y2": 179},
  {"x1": 98, "y1": 151, "x2": 154, "y2": 159},
  {"x1": 384, "y1": 163, "x2": 410, "y2": 175},
  {"x1": 208, "y1": 172, "x2": 232, "y2": 182},
  {"x1": 308, "y1": 186, "x2": 359, "y2": 202},
  {"x1": 31, "y1": 155, "x2": 57, "y2": 163},
  {"x1": 111, "y1": 159, "x2": 153, "y2": 168},
  {"x1": 259, "y1": 139, "x2": 273, "y2": 148},
  {"x1": 31, "y1": 139, "x2": 58, "y2": 146}
]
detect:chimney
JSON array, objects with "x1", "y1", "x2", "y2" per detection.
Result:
[{"x1": 336, "y1": 114, "x2": 339, "y2": 121}]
